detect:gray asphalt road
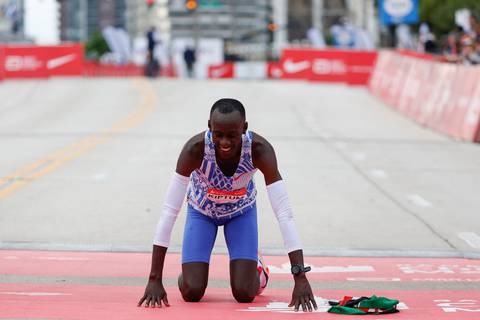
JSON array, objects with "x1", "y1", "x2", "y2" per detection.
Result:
[{"x1": 1, "y1": 77, "x2": 479, "y2": 258}]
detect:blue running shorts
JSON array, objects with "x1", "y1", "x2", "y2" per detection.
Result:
[{"x1": 182, "y1": 203, "x2": 258, "y2": 264}]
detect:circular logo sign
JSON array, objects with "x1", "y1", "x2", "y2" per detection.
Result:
[{"x1": 384, "y1": 0, "x2": 413, "y2": 18}]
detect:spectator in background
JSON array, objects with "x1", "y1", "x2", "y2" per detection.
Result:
[
  {"x1": 330, "y1": 17, "x2": 356, "y2": 49},
  {"x1": 443, "y1": 33, "x2": 458, "y2": 55},
  {"x1": 183, "y1": 46, "x2": 196, "y2": 78},
  {"x1": 146, "y1": 27, "x2": 159, "y2": 58},
  {"x1": 396, "y1": 24, "x2": 416, "y2": 50},
  {"x1": 459, "y1": 35, "x2": 480, "y2": 65},
  {"x1": 418, "y1": 22, "x2": 437, "y2": 54},
  {"x1": 469, "y1": 14, "x2": 480, "y2": 37}
]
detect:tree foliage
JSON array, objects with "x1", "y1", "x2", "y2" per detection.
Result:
[
  {"x1": 420, "y1": 0, "x2": 480, "y2": 35},
  {"x1": 85, "y1": 31, "x2": 110, "y2": 60}
]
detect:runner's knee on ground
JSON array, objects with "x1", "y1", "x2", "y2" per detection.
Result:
[
  {"x1": 179, "y1": 262, "x2": 209, "y2": 302},
  {"x1": 230, "y1": 259, "x2": 259, "y2": 303}
]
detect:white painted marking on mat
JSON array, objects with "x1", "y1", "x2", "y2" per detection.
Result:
[
  {"x1": 458, "y1": 232, "x2": 480, "y2": 249},
  {"x1": 435, "y1": 299, "x2": 480, "y2": 312},
  {"x1": 352, "y1": 152, "x2": 366, "y2": 161},
  {"x1": 0, "y1": 291, "x2": 72, "y2": 296},
  {"x1": 238, "y1": 298, "x2": 408, "y2": 313},
  {"x1": 268, "y1": 262, "x2": 374, "y2": 274},
  {"x1": 369, "y1": 169, "x2": 388, "y2": 179},
  {"x1": 3, "y1": 256, "x2": 19, "y2": 260},
  {"x1": 407, "y1": 194, "x2": 433, "y2": 208},
  {"x1": 238, "y1": 296, "x2": 331, "y2": 313},
  {"x1": 34, "y1": 256, "x2": 91, "y2": 261},
  {"x1": 347, "y1": 277, "x2": 401, "y2": 282}
]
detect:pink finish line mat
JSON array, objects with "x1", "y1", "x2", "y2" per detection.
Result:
[{"x1": 1, "y1": 250, "x2": 479, "y2": 319}]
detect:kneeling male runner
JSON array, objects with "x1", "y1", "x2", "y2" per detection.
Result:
[{"x1": 138, "y1": 98, "x2": 317, "y2": 312}]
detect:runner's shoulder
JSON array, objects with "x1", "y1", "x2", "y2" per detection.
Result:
[
  {"x1": 176, "y1": 132, "x2": 205, "y2": 175},
  {"x1": 251, "y1": 131, "x2": 275, "y2": 160},
  {"x1": 183, "y1": 131, "x2": 205, "y2": 159}
]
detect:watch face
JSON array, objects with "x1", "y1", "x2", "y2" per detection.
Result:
[{"x1": 291, "y1": 265, "x2": 301, "y2": 274}]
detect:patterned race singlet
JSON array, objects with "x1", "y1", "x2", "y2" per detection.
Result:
[{"x1": 187, "y1": 130, "x2": 257, "y2": 219}]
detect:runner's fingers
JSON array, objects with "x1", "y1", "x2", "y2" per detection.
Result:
[
  {"x1": 295, "y1": 299, "x2": 301, "y2": 311},
  {"x1": 288, "y1": 298, "x2": 295, "y2": 308},
  {"x1": 137, "y1": 294, "x2": 147, "y2": 307},
  {"x1": 145, "y1": 296, "x2": 152, "y2": 307},
  {"x1": 163, "y1": 295, "x2": 170, "y2": 306},
  {"x1": 301, "y1": 297, "x2": 307, "y2": 312},
  {"x1": 306, "y1": 298, "x2": 313, "y2": 312},
  {"x1": 311, "y1": 295, "x2": 318, "y2": 310},
  {"x1": 156, "y1": 296, "x2": 162, "y2": 308}
]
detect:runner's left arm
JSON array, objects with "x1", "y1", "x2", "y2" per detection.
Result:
[{"x1": 252, "y1": 133, "x2": 317, "y2": 312}]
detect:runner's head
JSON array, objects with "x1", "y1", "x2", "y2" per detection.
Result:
[{"x1": 208, "y1": 99, "x2": 248, "y2": 160}]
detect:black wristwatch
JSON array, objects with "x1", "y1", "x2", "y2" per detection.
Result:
[{"x1": 291, "y1": 264, "x2": 311, "y2": 275}]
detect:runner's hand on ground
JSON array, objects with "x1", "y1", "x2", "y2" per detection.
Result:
[
  {"x1": 288, "y1": 275, "x2": 317, "y2": 312},
  {"x1": 138, "y1": 280, "x2": 170, "y2": 308}
]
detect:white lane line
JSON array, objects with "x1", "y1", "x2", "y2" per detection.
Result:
[
  {"x1": 369, "y1": 169, "x2": 388, "y2": 179},
  {"x1": 347, "y1": 277, "x2": 401, "y2": 282},
  {"x1": 458, "y1": 232, "x2": 480, "y2": 249},
  {"x1": 34, "y1": 256, "x2": 91, "y2": 261},
  {"x1": 2, "y1": 256, "x2": 19, "y2": 260},
  {"x1": 333, "y1": 142, "x2": 347, "y2": 150},
  {"x1": 0, "y1": 291, "x2": 72, "y2": 296},
  {"x1": 406, "y1": 194, "x2": 433, "y2": 208},
  {"x1": 268, "y1": 263, "x2": 374, "y2": 274},
  {"x1": 352, "y1": 152, "x2": 366, "y2": 161}
]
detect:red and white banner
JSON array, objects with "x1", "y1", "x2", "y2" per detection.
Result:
[
  {"x1": 1, "y1": 44, "x2": 84, "y2": 79},
  {"x1": 208, "y1": 63, "x2": 234, "y2": 79},
  {"x1": 0, "y1": 46, "x2": 5, "y2": 81},
  {"x1": 278, "y1": 48, "x2": 377, "y2": 85},
  {"x1": 369, "y1": 50, "x2": 480, "y2": 143}
]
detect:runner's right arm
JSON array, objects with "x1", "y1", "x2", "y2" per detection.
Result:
[{"x1": 138, "y1": 133, "x2": 204, "y2": 308}]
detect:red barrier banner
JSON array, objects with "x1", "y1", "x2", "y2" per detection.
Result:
[
  {"x1": 369, "y1": 50, "x2": 480, "y2": 143},
  {"x1": 208, "y1": 63, "x2": 234, "y2": 78},
  {"x1": 3, "y1": 44, "x2": 83, "y2": 79},
  {"x1": 428, "y1": 63, "x2": 457, "y2": 131},
  {"x1": 308, "y1": 50, "x2": 349, "y2": 83},
  {"x1": 386, "y1": 54, "x2": 409, "y2": 108},
  {"x1": 3, "y1": 46, "x2": 48, "y2": 78},
  {"x1": 279, "y1": 49, "x2": 317, "y2": 80},
  {"x1": 405, "y1": 58, "x2": 434, "y2": 119},
  {"x1": 83, "y1": 61, "x2": 144, "y2": 77},
  {"x1": 279, "y1": 49, "x2": 377, "y2": 85},
  {"x1": 43, "y1": 44, "x2": 83, "y2": 76},
  {"x1": 0, "y1": 46, "x2": 5, "y2": 81},
  {"x1": 345, "y1": 51, "x2": 378, "y2": 85},
  {"x1": 267, "y1": 62, "x2": 282, "y2": 79},
  {"x1": 446, "y1": 66, "x2": 479, "y2": 139},
  {"x1": 462, "y1": 77, "x2": 480, "y2": 142},
  {"x1": 375, "y1": 51, "x2": 396, "y2": 101}
]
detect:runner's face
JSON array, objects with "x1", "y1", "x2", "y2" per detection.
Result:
[{"x1": 208, "y1": 110, "x2": 247, "y2": 160}]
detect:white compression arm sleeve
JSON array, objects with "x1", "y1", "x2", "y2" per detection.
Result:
[
  {"x1": 153, "y1": 172, "x2": 190, "y2": 247},
  {"x1": 266, "y1": 180, "x2": 302, "y2": 253}
]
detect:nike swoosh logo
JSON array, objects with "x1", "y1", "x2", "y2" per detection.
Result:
[
  {"x1": 212, "y1": 67, "x2": 229, "y2": 78},
  {"x1": 233, "y1": 172, "x2": 246, "y2": 181},
  {"x1": 47, "y1": 54, "x2": 77, "y2": 69},
  {"x1": 283, "y1": 59, "x2": 311, "y2": 73}
]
